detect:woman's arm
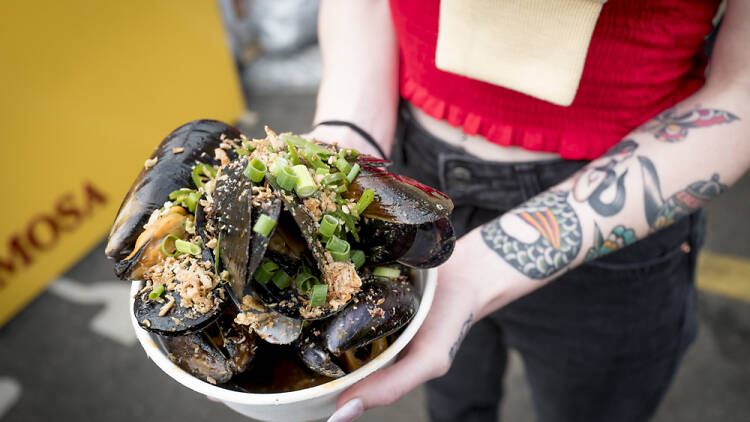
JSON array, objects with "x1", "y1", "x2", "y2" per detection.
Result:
[
  {"x1": 310, "y1": 0, "x2": 399, "y2": 157},
  {"x1": 328, "y1": 1, "x2": 750, "y2": 419}
]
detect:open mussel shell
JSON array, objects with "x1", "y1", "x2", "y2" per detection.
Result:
[
  {"x1": 345, "y1": 165, "x2": 456, "y2": 268},
  {"x1": 294, "y1": 323, "x2": 346, "y2": 378},
  {"x1": 132, "y1": 207, "x2": 227, "y2": 335},
  {"x1": 234, "y1": 295, "x2": 303, "y2": 344},
  {"x1": 266, "y1": 175, "x2": 359, "y2": 320},
  {"x1": 114, "y1": 206, "x2": 193, "y2": 281},
  {"x1": 196, "y1": 173, "x2": 303, "y2": 343},
  {"x1": 250, "y1": 250, "x2": 309, "y2": 318},
  {"x1": 134, "y1": 288, "x2": 227, "y2": 335},
  {"x1": 162, "y1": 310, "x2": 257, "y2": 384},
  {"x1": 244, "y1": 199, "x2": 312, "y2": 318},
  {"x1": 106, "y1": 119, "x2": 241, "y2": 262},
  {"x1": 324, "y1": 279, "x2": 418, "y2": 355},
  {"x1": 209, "y1": 164, "x2": 304, "y2": 321}
]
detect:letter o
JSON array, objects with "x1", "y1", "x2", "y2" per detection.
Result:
[{"x1": 27, "y1": 215, "x2": 60, "y2": 251}]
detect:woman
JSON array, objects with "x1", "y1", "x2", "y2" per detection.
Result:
[{"x1": 308, "y1": 1, "x2": 750, "y2": 421}]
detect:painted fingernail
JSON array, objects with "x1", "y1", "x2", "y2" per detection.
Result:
[{"x1": 327, "y1": 398, "x2": 364, "y2": 422}]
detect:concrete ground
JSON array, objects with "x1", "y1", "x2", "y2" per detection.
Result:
[{"x1": 0, "y1": 93, "x2": 748, "y2": 422}]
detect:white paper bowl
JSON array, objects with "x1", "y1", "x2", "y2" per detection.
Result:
[{"x1": 130, "y1": 269, "x2": 437, "y2": 422}]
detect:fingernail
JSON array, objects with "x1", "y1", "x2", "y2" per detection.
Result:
[{"x1": 327, "y1": 398, "x2": 364, "y2": 422}]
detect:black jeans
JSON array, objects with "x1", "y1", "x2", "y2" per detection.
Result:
[{"x1": 391, "y1": 105, "x2": 702, "y2": 422}]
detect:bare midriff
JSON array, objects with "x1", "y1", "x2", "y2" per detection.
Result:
[{"x1": 409, "y1": 103, "x2": 568, "y2": 163}]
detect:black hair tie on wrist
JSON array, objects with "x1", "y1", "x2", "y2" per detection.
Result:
[{"x1": 313, "y1": 120, "x2": 387, "y2": 159}]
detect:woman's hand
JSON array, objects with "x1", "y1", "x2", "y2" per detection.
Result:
[{"x1": 327, "y1": 230, "x2": 514, "y2": 422}]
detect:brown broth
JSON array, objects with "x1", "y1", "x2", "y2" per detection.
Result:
[{"x1": 227, "y1": 345, "x2": 334, "y2": 393}]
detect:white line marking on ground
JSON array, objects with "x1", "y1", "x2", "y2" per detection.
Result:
[
  {"x1": 49, "y1": 277, "x2": 136, "y2": 347},
  {"x1": 0, "y1": 377, "x2": 21, "y2": 420}
]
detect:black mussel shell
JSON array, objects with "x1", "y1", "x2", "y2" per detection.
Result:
[
  {"x1": 106, "y1": 120, "x2": 241, "y2": 262},
  {"x1": 361, "y1": 218, "x2": 455, "y2": 268},
  {"x1": 134, "y1": 288, "x2": 227, "y2": 336},
  {"x1": 250, "y1": 249, "x2": 309, "y2": 318},
  {"x1": 324, "y1": 279, "x2": 418, "y2": 355},
  {"x1": 294, "y1": 323, "x2": 346, "y2": 378},
  {"x1": 344, "y1": 165, "x2": 455, "y2": 268},
  {"x1": 162, "y1": 311, "x2": 256, "y2": 383},
  {"x1": 212, "y1": 160, "x2": 254, "y2": 301}
]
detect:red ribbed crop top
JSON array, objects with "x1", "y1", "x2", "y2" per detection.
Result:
[{"x1": 389, "y1": 0, "x2": 721, "y2": 160}]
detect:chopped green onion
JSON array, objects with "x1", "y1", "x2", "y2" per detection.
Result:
[
  {"x1": 346, "y1": 163, "x2": 360, "y2": 183},
  {"x1": 302, "y1": 151, "x2": 330, "y2": 171},
  {"x1": 272, "y1": 269, "x2": 292, "y2": 289},
  {"x1": 191, "y1": 164, "x2": 217, "y2": 189},
  {"x1": 339, "y1": 148, "x2": 359, "y2": 159},
  {"x1": 241, "y1": 140, "x2": 256, "y2": 153},
  {"x1": 357, "y1": 189, "x2": 375, "y2": 215},
  {"x1": 292, "y1": 165, "x2": 317, "y2": 198},
  {"x1": 234, "y1": 147, "x2": 249, "y2": 156},
  {"x1": 214, "y1": 232, "x2": 221, "y2": 275},
  {"x1": 326, "y1": 235, "x2": 349, "y2": 252},
  {"x1": 373, "y1": 266, "x2": 401, "y2": 279},
  {"x1": 334, "y1": 157, "x2": 351, "y2": 175},
  {"x1": 315, "y1": 167, "x2": 330, "y2": 176},
  {"x1": 263, "y1": 260, "x2": 279, "y2": 271},
  {"x1": 277, "y1": 166, "x2": 299, "y2": 191},
  {"x1": 254, "y1": 260, "x2": 279, "y2": 284},
  {"x1": 326, "y1": 235, "x2": 350, "y2": 262},
  {"x1": 281, "y1": 134, "x2": 332, "y2": 157},
  {"x1": 160, "y1": 234, "x2": 179, "y2": 257},
  {"x1": 148, "y1": 284, "x2": 165, "y2": 300},
  {"x1": 321, "y1": 173, "x2": 346, "y2": 186},
  {"x1": 168, "y1": 188, "x2": 200, "y2": 213},
  {"x1": 185, "y1": 192, "x2": 200, "y2": 213},
  {"x1": 334, "y1": 184, "x2": 349, "y2": 193},
  {"x1": 175, "y1": 239, "x2": 201, "y2": 256},
  {"x1": 168, "y1": 188, "x2": 192, "y2": 200},
  {"x1": 334, "y1": 208, "x2": 360, "y2": 242},
  {"x1": 329, "y1": 249, "x2": 350, "y2": 263},
  {"x1": 295, "y1": 271, "x2": 318, "y2": 293},
  {"x1": 310, "y1": 283, "x2": 328, "y2": 307},
  {"x1": 318, "y1": 214, "x2": 340, "y2": 238},
  {"x1": 287, "y1": 142, "x2": 301, "y2": 166},
  {"x1": 244, "y1": 158, "x2": 267, "y2": 183},
  {"x1": 253, "y1": 214, "x2": 276, "y2": 237},
  {"x1": 269, "y1": 157, "x2": 289, "y2": 176},
  {"x1": 351, "y1": 249, "x2": 366, "y2": 269}
]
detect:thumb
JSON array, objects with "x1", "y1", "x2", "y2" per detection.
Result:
[{"x1": 332, "y1": 344, "x2": 449, "y2": 417}]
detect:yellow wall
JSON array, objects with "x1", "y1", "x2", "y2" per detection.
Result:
[{"x1": 0, "y1": 1, "x2": 244, "y2": 325}]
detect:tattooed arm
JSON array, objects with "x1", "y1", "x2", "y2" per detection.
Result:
[
  {"x1": 328, "y1": 1, "x2": 750, "y2": 418},
  {"x1": 468, "y1": 0, "x2": 750, "y2": 318}
]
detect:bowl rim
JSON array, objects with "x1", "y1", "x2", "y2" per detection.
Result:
[{"x1": 129, "y1": 268, "x2": 437, "y2": 405}]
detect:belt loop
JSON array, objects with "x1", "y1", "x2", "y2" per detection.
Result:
[{"x1": 513, "y1": 163, "x2": 542, "y2": 200}]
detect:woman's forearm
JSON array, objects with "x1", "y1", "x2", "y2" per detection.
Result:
[
  {"x1": 312, "y1": 0, "x2": 399, "y2": 153},
  {"x1": 468, "y1": 85, "x2": 750, "y2": 319}
]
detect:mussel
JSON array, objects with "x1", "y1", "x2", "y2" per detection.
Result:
[
  {"x1": 106, "y1": 119, "x2": 241, "y2": 263},
  {"x1": 294, "y1": 277, "x2": 419, "y2": 378},
  {"x1": 345, "y1": 164, "x2": 455, "y2": 268},
  {"x1": 162, "y1": 309, "x2": 256, "y2": 384}
]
